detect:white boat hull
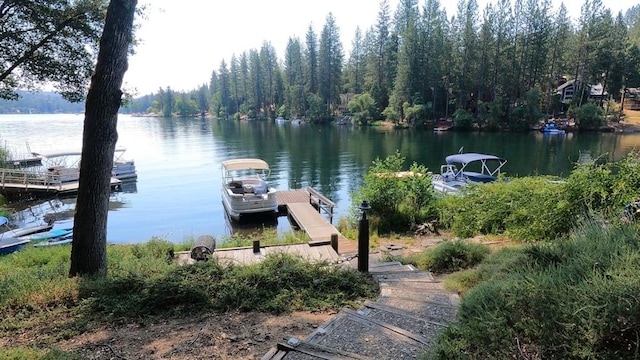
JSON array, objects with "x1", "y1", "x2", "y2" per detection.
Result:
[
  {"x1": 221, "y1": 188, "x2": 278, "y2": 221},
  {"x1": 431, "y1": 175, "x2": 467, "y2": 196},
  {"x1": 220, "y1": 158, "x2": 278, "y2": 221}
]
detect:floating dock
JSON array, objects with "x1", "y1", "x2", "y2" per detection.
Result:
[{"x1": 0, "y1": 167, "x2": 121, "y2": 198}]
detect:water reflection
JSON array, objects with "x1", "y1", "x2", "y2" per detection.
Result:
[
  {"x1": 3, "y1": 114, "x2": 640, "y2": 244},
  {"x1": 222, "y1": 210, "x2": 279, "y2": 238}
]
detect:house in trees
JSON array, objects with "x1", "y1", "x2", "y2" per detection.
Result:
[
  {"x1": 622, "y1": 88, "x2": 640, "y2": 110},
  {"x1": 556, "y1": 79, "x2": 608, "y2": 104},
  {"x1": 338, "y1": 93, "x2": 355, "y2": 115}
]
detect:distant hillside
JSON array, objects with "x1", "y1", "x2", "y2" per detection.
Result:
[
  {"x1": 0, "y1": 91, "x2": 154, "y2": 115},
  {"x1": 0, "y1": 91, "x2": 85, "y2": 114}
]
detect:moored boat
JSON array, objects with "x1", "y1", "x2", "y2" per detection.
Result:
[
  {"x1": 431, "y1": 152, "x2": 507, "y2": 195},
  {"x1": 541, "y1": 121, "x2": 566, "y2": 135},
  {"x1": 32, "y1": 147, "x2": 137, "y2": 181},
  {"x1": 221, "y1": 158, "x2": 278, "y2": 221}
]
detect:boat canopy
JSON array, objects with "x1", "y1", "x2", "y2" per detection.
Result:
[
  {"x1": 0, "y1": 216, "x2": 7, "y2": 227},
  {"x1": 222, "y1": 158, "x2": 270, "y2": 172},
  {"x1": 33, "y1": 147, "x2": 127, "y2": 159},
  {"x1": 445, "y1": 153, "x2": 504, "y2": 165},
  {"x1": 445, "y1": 152, "x2": 507, "y2": 178}
]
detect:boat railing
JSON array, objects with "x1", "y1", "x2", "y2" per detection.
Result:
[{"x1": 0, "y1": 167, "x2": 64, "y2": 190}]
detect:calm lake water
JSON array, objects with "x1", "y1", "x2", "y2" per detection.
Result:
[{"x1": 2, "y1": 113, "x2": 640, "y2": 244}]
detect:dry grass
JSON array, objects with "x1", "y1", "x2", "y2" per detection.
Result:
[{"x1": 624, "y1": 109, "x2": 640, "y2": 124}]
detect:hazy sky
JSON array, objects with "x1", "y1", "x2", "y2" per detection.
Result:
[{"x1": 124, "y1": 0, "x2": 637, "y2": 96}]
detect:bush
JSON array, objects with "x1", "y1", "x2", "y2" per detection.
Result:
[
  {"x1": 570, "y1": 102, "x2": 604, "y2": 130},
  {"x1": 440, "y1": 177, "x2": 576, "y2": 241},
  {"x1": 352, "y1": 151, "x2": 438, "y2": 234},
  {"x1": 400, "y1": 240, "x2": 489, "y2": 274},
  {"x1": 84, "y1": 253, "x2": 379, "y2": 318},
  {"x1": 430, "y1": 221, "x2": 640, "y2": 359},
  {"x1": 565, "y1": 151, "x2": 640, "y2": 220},
  {"x1": 452, "y1": 108, "x2": 474, "y2": 130}
]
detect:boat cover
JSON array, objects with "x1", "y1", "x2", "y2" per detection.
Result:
[
  {"x1": 222, "y1": 158, "x2": 269, "y2": 171},
  {"x1": 446, "y1": 153, "x2": 504, "y2": 164}
]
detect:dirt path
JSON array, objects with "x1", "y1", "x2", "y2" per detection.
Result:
[{"x1": 21, "y1": 311, "x2": 335, "y2": 360}]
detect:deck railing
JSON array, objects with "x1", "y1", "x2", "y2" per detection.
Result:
[
  {"x1": 0, "y1": 167, "x2": 63, "y2": 190},
  {"x1": 306, "y1": 186, "x2": 335, "y2": 223}
]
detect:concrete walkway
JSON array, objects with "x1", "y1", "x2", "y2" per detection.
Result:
[{"x1": 261, "y1": 254, "x2": 459, "y2": 359}]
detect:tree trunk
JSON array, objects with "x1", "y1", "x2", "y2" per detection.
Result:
[{"x1": 69, "y1": 0, "x2": 137, "y2": 277}]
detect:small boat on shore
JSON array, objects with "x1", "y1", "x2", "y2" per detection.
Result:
[
  {"x1": 0, "y1": 236, "x2": 30, "y2": 255},
  {"x1": 0, "y1": 216, "x2": 53, "y2": 238},
  {"x1": 432, "y1": 152, "x2": 507, "y2": 195},
  {"x1": 33, "y1": 236, "x2": 72, "y2": 247},
  {"x1": 18, "y1": 228, "x2": 72, "y2": 242},
  {"x1": 221, "y1": 158, "x2": 278, "y2": 221},
  {"x1": 0, "y1": 217, "x2": 31, "y2": 255}
]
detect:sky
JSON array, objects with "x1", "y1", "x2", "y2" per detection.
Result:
[{"x1": 124, "y1": 0, "x2": 638, "y2": 96}]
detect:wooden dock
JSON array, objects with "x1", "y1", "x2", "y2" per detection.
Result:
[
  {"x1": 276, "y1": 188, "x2": 356, "y2": 254},
  {"x1": 0, "y1": 167, "x2": 121, "y2": 198},
  {"x1": 287, "y1": 202, "x2": 340, "y2": 242}
]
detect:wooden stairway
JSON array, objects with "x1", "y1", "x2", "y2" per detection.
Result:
[{"x1": 261, "y1": 261, "x2": 459, "y2": 359}]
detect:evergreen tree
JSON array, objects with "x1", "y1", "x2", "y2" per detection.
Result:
[
  {"x1": 305, "y1": 25, "x2": 319, "y2": 95},
  {"x1": 344, "y1": 26, "x2": 366, "y2": 94},
  {"x1": 162, "y1": 86, "x2": 174, "y2": 117},
  {"x1": 195, "y1": 84, "x2": 209, "y2": 116},
  {"x1": 318, "y1": 13, "x2": 344, "y2": 118},
  {"x1": 217, "y1": 59, "x2": 231, "y2": 118},
  {"x1": 284, "y1": 37, "x2": 306, "y2": 117}
]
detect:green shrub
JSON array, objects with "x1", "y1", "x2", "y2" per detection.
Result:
[
  {"x1": 83, "y1": 253, "x2": 379, "y2": 318},
  {"x1": 452, "y1": 108, "x2": 474, "y2": 130},
  {"x1": 440, "y1": 177, "x2": 576, "y2": 241},
  {"x1": 430, "y1": 221, "x2": 640, "y2": 359},
  {"x1": 352, "y1": 151, "x2": 438, "y2": 234},
  {"x1": 400, "y1": 240, "x2": 489, "y2": 274},
  {"x1": 571, "y1": 102, "x2": 604, "y2": 130}
]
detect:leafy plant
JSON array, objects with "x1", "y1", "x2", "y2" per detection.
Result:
[
  {"x1": 452, "y1": 108, "x2": 474, "y2": 130},
  {"x1": 399, "y1": 240, "x2": 489, "y2": 273},
  {"x1": 352, "y1": 151, "x2": 437, "y2": 234},
  {"x1": 570, "y1": 102, "x2": 604, "y2": 130}
]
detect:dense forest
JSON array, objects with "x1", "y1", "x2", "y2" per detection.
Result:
[
  {"x1": 130, "y1": 0, "x2": 640, "y2": 131},
  {"x1": 6, "y1": 0, "x2": 640, "y2": 131}
]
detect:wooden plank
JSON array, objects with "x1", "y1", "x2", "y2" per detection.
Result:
[
  {"x1": 341, "y1": 308, "x2": 432, "y2": 346},
  {"x1": 276, "y1": 189, "x2": 310, "y2": 206},
  {"x1": 287, "y1": 203, "x2": 339, "y2": 242},
  {"x1": 276, "y1": 340, "x2": 368, "y2": 360}
]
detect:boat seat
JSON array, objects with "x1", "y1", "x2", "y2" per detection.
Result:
[
  {"x1": 227, "y1": 181, "x2": 245, "y2": 194},
  {"x1": 242, "y1": 179, "x2": 268, "y2": 194}
]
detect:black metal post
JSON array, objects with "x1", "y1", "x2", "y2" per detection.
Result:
[{"x1": 357, "y1": 200, "x2": 371, "y2": 273}]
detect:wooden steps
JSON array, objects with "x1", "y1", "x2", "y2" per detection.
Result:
[{"x1": 261, "y1": 262, "x2": 459, "y2": 359}]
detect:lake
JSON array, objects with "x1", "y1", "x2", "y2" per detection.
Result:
[{"x1": 1, "y1": 114, "x2": 640, "y2": 244}]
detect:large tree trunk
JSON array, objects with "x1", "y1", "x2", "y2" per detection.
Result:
[{"x1": 69, "y1": 0, "x2": 137, "y2": 277}]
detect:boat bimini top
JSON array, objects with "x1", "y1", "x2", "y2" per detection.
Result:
[
  {"x1": 222, "y1": 158, "x2": 270, "y2": 172},
  {"x1": 445, "y1": 153, "x2": 507, "y2": 183}
]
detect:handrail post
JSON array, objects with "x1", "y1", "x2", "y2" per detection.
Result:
[{"x1": 331, "y1": 233, "x2": 338, "y2": 253}]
